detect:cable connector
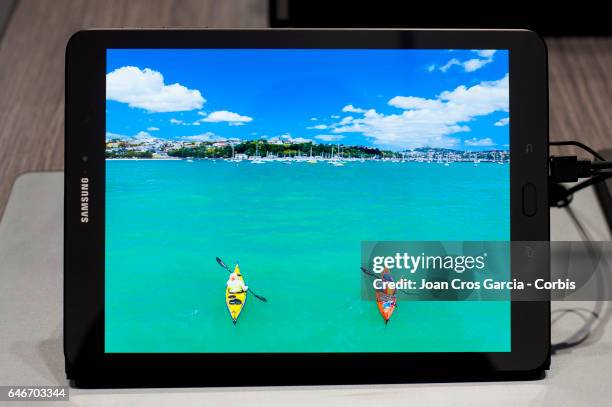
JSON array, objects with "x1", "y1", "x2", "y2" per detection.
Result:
[
  {"x1": 550, "y1": 156, "x2": 592, "y2": 182},
  {"x1": 549, "y1": 141, "x2": 612, "y2": 208}
]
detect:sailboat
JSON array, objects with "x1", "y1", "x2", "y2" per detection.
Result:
[
  {"x1": 280, "y1": 154, "x2": 292, "y2": 164},
  {"x1": 497, "y1": 152, "x2": 504, "y2": 164},
  {"x1": 327, "y1": 146, "x2": 336, "y2": 165},
  {"x1": 227, "y1": 144, "x2": 242, "y2": 163},
  {"x1": 472, "y1": 153, "x2": 480, "y2": 167},
  {"x1": 328, "y1": 145, "x2": 345, "y2": 166},
  {"x1": 307, "y1": 145, "x2": 317, "y2": 164},
  {"x1": 251, "y1": 144, "x2": 265, "y2": 164}
]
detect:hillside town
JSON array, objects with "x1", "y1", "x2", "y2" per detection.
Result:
[{"x1": 105, "y1": 136, "x2": 509, "y2": 164}]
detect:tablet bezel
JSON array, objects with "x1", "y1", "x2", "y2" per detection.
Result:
[{"x1": 65, "y1": 29, "x2": 549, "y2": 386}]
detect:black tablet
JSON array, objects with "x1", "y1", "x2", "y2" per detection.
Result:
[{"x1": 64, "y1": 29, "x2": 549, "y2": 387}]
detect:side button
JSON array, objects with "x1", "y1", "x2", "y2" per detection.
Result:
[{"x1": 522, "y1": 183, "x2": 537, "y2": 217}]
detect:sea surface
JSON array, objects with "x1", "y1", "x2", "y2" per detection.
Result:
[{"x1": 105, "y1": 159, "x2": 511, "y2": 353}]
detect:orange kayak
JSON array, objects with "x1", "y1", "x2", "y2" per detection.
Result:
[
  {"x1": 376, "y1": 291, "x2": 396, "y2": 324},
  {"x1": 376, "y1": 269, "x2": 396, "y2": 324}
]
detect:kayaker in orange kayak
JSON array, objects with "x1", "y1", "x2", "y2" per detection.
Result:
[
  {"x1": 379, "y1": 268, "x2": 396, "y2": 295},
  {"x1": 376, "y1": 267, "x2": 397, "y2": 324}
]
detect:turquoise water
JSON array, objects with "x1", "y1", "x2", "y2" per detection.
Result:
[{"x1": 105, "y1": 160, "x2": 510, "y2": 353}]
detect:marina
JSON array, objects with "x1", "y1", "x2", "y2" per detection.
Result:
[{"x1": 106, "y1": 138, "x2": 509, "y2": 165}]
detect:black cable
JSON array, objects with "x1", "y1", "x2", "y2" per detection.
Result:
[
  {"x1": 566, "y1": 173, "x2": 612, "y2": 196},
  {"x1": 590, "y1": 161, "x2": 612, "y2": 170},
  {"x1": 550, "y1": 140, "x2": 606, "y2": 161},
  {"x1": 549, "y1": 173, "x2": 612, "y2": 208},
  {"x1": 548, "y1": 139, "x2": 612, "y2": 206},
  {"x1": 550, "y1": 205, "x2": 604, "y2": 355},
  {"x1": 548, "y1": 140, "x2": 610, "y2": 354}
]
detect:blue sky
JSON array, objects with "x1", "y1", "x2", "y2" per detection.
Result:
[{"x1": 106, "y1": 49, "x2": 509, "y2": 151}]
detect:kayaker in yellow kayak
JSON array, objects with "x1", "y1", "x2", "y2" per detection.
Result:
[
  {"x1": 227, "y1": 268, "x2": 249, "y2": 293},
  {"x1": 216, "y1": 257, "x2": 267, "y2": 308}
]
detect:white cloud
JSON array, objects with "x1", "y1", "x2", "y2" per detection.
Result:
[
  {"x1": 315, "y1": 134, "x2": 345, "y2": 142},
  {"x1": 427, "y1": 64, "x2": 436, "y2": 72},
  {"x1": 291, "y1": 137, "x2": 313, "y2": 143},
  {"x1": 494, "y1": 117, "x2": 510, "y2": 126},
  {"x1": 332, "y1": 110, "x2": 465, "y2": 149},
  {"x1": 331, "y1": 115, "x2": 340, "y2": 119},
  {"x1": 147, "y1": 126, "x2": 160, "y2": 131},
  {"x1": 342, "y1": 104, "x2": 366, "y2": 113},
  {"x1": 134, "y1": 131, "x2": 153, "y2": 140},
  {"x1": 388, "y1": 96, "x2": 443, "y2": 110},
  {"x1": 310, "y1": 117, "x2": 318, "y2": 121},
  {"x1": 106, "y1": 66, "x2": 205, "y2": 112},
  {"x1": 200, "y1": 110, "x2": 253, "y2": 126},
  {"x1": 106, "y1": 131, "x2": 160, "y2": 142},
  {"x1": 181, "y1": 132, "x2": 223, "y2": 142},
  {"x1": 108, "y1": 130, "x2": 158, "y2": 142},
  {"x1": 440, "y1": 58, "x2": 461, "y2": 73},
  {"x1": 436, "y1": 50, "x2": 497, "y2": 73},
  {"x1": 330, "y1": 74, "x2": 508, "y2": 150},
  {"x1": 474, "y1": 49, "x2": 496, "y2": 58},
  {"x1": 339, "y1": 116, "x2": 354, "y2": 125},
  {"x1": 462, "y1": 58, "x2": 492, "y2": 72},
  {"x1": 464, "y1": 137, "x2": 496, "y2": 147},
  {"x1": 106, "y1": 131, "x2": 129, "y2": 140},
  {"x1": 269, "y1": 134, "x2": 312, "y2": 144},
  {"x1": 437, "y1": 74, "x2": 509, "y2": 116},
  {"x1": 170, "y1": 118, "x2": 183, "y2": 125},
  {"x1": 308, "y1": 124, "x2": 328, "y2": 130}
]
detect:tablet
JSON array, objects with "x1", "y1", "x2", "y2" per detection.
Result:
[{"x1": 64, "y1": 29, "x2": 549, "y2": 387}]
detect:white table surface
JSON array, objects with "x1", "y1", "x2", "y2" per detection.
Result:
[{"x1": 1, "y1": 172, "x2": 611, "y2": 407}]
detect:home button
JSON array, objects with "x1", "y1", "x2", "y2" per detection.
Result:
[{"x1": 522, "y1": 183, "x2": 537, "y2": 217}]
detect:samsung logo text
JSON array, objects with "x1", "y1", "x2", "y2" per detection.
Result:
[{"x1": 80, "y1": 178, "x2": 89, "y2": 223}]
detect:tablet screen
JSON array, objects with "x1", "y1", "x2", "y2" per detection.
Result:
[{"x1": 104, "y1": 49, "x2": 510, "y2": 353}]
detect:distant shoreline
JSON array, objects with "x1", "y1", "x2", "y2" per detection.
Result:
[
  {"x1": 106, "y1": 157, "x2": 182, "y2": 161},
  {"x1": 106, "y1": 138, "x2": 509, "y2": 162},
  {"x1": 105, "y1": 157, "x2": 509, "y2": 164}
]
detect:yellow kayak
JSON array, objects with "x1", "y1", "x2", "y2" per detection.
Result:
[{"x1": 226, "y1": 264, "x2": 247, "y2": 324}]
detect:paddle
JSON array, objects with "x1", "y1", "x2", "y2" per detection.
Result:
[
  {"x1": 360, "y1": 266, "x2": 418, "y2": 297},
  {"x1": 216, "y1": 257, "x2": 268, "y2": 302}
]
